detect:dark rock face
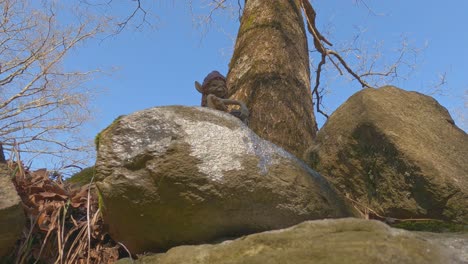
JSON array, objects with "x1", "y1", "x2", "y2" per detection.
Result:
[
  {"x1": 305, "y1": 86, "x2": 468, "y2": 223},
  {"x1": 116, "y1": 218, "x2": 466, "y2": 264},
  {"x1": 95, "y1": 106, "x2": 353, "y2": 254},
  {"x1": 0, "y1": 164, "x2": 25, "y2": 257}
]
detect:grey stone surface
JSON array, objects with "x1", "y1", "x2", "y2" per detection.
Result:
[
  {"x1": 418, "y1": 231, "x2": 468, "y2": 263},
  {"x1": 96, "y1": 106, "x2": 354, "y2": 254},
  {"x1": 0, "y1": 164, "x2": 25, "y2": 257},
  {"x1": 305, "y1": 86, "x2": 468, "y2": 223},
  {"x1": 116, "y1": 218, "x2": 466, "y2": 264}
]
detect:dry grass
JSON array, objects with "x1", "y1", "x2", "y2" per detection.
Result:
[
  {"x1": 6, "y1": 147, "x2": 123, "y2": 263},
  {"x1": 344, "y1": 193, "x2": 444, "y2": 225}
]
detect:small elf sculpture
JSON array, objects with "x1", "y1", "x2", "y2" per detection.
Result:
[{"x1": 195, "y1": 71, "x2": 249, "y2": 123}]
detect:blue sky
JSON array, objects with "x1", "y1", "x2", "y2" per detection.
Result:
[{"x1": 65, "y1": 0, "x2": 467, "y2": 162}]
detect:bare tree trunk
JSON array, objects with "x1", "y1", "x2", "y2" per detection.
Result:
[{"x1": 227, "y1": 0, "x2": 317, "y2": 158}]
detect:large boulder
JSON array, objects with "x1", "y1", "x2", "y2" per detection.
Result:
[
  {"x1": 305, "y1": 86, "x2": 468, "y2": 223},
  {"x1": 417, "y1": 231, "x2": 468, "y2": 262},
  {"x1": 116, "y1": 218, "x2": 466, "y2": 264},
  {"x1": 95, "y1": 106, "x2": 353, "y2": 254},
  {"x1": 0, "y1": 164, "x2": 25, "y2": 258}
]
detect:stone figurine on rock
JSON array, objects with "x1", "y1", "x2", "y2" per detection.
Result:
[
  {"x1": 95, "y1": 105, "x2": 352, "y2": 254},
  {"x1": 195, "y1": 71, "x2": 249, "y2": 123}
]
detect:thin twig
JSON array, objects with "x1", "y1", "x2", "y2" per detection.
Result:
[
  {"x1": 118, "y1": 242, "x2": 134, "y2": 262},
  {"x1": 344, "y1": 195, "x2": 443, "y2": 224},
  {"x1": 87, "y1": 172, "x2": 96, "y2": 264},
  {"x1": 237, "y1": 0, "x2": 243, "y2": 21},
  {"x1": 301, "y1": 0, "x2": 374, "y2": 118}
]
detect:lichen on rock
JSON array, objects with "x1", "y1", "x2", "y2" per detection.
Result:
[
  {"x1": 95, "y1": 105, "x2": 353, "y2": 254},
  {"x1": 305, "y1": 86, "x2": 468, "y2": 224},
  {"x1": 116, "y1": 218, "x2": 466, "y2": 264},
  {"x1": 0, "y1": 164, "x2": 25, "y2": 258}
]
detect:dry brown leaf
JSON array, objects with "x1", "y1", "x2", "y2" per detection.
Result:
[
  {"x1": 11, "y1": 164, "x2": 122, "y2": 263},
  {"x1": 37, "y1": 213, "x2": 51, "y2": 231},
  {"x1": 37, "y1": 191, "x2": 68, "y2": 200}
]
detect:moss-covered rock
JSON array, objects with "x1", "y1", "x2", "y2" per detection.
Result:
[
  {"x1": 67, "y1": 166, "x2": 96, "y2": 187},
  {"x1": 116, "y1": 218, "x2": 465, "y2": 264},
  {"x1": 305, "y1": 86, "x2": 468, "y2": 224},
  {"x1": 96, "y1": 106, "x2": 354, "y2": 254},
  {"x1": 95, "y1": 115, "x2": 126, "y2": 151},
  {"x1": 0, "y1": 164, "x2": 25, "y2": 258},
  {"x1": 390, "y1": 220, "x2": 467, "y2": 233}
]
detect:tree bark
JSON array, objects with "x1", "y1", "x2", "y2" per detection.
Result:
[{"x1": 227, "y1": 0, "x2": 317, "y2": 158}]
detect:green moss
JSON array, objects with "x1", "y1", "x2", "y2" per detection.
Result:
[
  {"x1": 97, "y1": 187, "x2": 105, "y2": 211},
  {"x1": 391, "y1": 220, "x2": 467, "y2": 233},
  {"x1": 95, "y1": 115, "x2": 125, "y2": 151},
  {"x1": 67, "y1": 166, "x2": 96, "y2": 186},
  {"x1": 94, "y1": 133, "x2": 101, "y2": 151},
  {"x1": 349, "y1": 123, "x2": 421, "y2": 203},
  {"x1": 242, "y1": 14, "x2": 255, "y2": 32},
  {"x1": 303, "y1": 147, "x2": 320, "y2": 169}
]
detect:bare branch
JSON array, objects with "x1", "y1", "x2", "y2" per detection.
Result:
[
  {"x1": 115, "y1": 0, "x2": 149, "y2": 34},
  {"x1": 312, "y1": 54, "x2": 329, "y2": 118},
  {"x1": 0, "y1": 0, "x2": 104, "y2": 167},
  {"x1": 327, "y1": 50, "x2": 372, "y2": 88},
  {"x1": 301, "y1": 0, "x2": 372, "y2": 118},
  {"x1": 237, "y1": 0, "x2": 244, "y2": 21},
  {"x1": 352, "y1": 0, "x2": 384, "y2": 16},
  {"x1": 302, "y1": 1, "x2": 422, "y2": 118}
]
